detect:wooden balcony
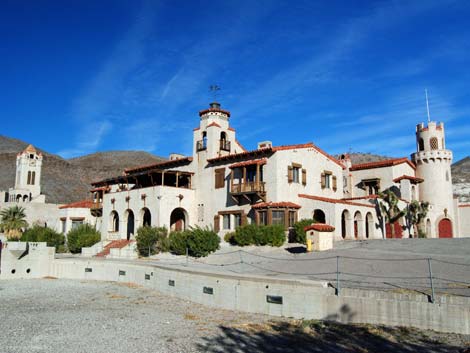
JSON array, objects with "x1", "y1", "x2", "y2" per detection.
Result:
[
  {"x1": 219, "y1": 139, "x2": 231, "y2": 152},
  {"x1": 196, "y1": 140, "x2": 206, "y2": 152},
  {"x1": 90, "y1": 201, "x2": 103, "y2": 217},
  {"x1": 230, "y1": 181, "x2": 266, "y2": 204}
]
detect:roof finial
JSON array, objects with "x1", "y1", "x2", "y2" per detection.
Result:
[
  {"x1": 425, "y1": 88, "x2": 431, "y2": 123},
  {"x1": 209, "y1": 84, "x2": 221, "y2": 102}
]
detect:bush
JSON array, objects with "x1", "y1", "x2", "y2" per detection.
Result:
[
  {"x1": 169, "y1": 230, "x2": 189, "y2": 255},
  {"x1": 135, "y1": 226, "x2": 168, "y2": 257},
  {"x1": 67, "y1": 223, "x2": 101, "y2": 254},
  {"x1": 292, "y1": 219, "x2": 315, "y2": 244},
  {"x1": 231, "y1": 224, "x2": 286, "y2": 247},
  {"x1": 21, "y1": 225, "x2": 65, "y2": 250},
  {"x1": 224, "y1": 232, "x2": 236, "y2": 244},
  {"x1": 186, "y1": 226, "x2": 220, "y2": 257}
]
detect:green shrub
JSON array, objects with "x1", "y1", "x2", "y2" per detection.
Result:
[
  {"x1": 292, "y1": 219, "x2": 315, "y2": 244},
  {"x1": 21, "y1": 225, "x2": 65, "y2": 250},
  {"x1": 224, "y1": 232, "x2": 235, "y2": 244},
  {"x1": 232, "y1": 224, "x2": 261, "y2": 246},
  {"x1": 67, "y1": 223, "x2": 101, "y2": 254},
  {"x1": 186, "y1": 226, "x2": 220, "y2": 257},
  {"x1": 135, "y1": 226, "x2": 168, "y2": 257},
  {"x1": 169, "y1": 230, "x2": 189, "y2": 255},
  {"x1": 231, "y1": 224, "x2": 285, "y2": 247}
]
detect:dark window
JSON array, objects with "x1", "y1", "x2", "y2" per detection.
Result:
[{"x1": 215, "y1": 168, "x2": 225, "y2": 189}]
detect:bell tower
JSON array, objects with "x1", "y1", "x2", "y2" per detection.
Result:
[
  {"x1": 411, "y1": 121, "x2": 454, "y2": 237},
  {"x1": 9, "y1": 144, "x2": 43, "y2": 202}
]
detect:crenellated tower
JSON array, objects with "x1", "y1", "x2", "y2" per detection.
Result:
[{"x1": 411, "y1": 121, "x2": 454, "y2": 237}]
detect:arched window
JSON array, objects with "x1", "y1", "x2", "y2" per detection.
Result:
[
  {"x1": 430, "y1": 137, "x2": 438, "y2": 150},
  {"x1": 110, "y1": 211, "x2": 119, "y2": 232},
  {"x1": 31, "y1": 171, "x2": 36, "y2": 185},
  {"x1": 220, "y1": 131, "x2": 226, "y2": 142},
  {"x1": 202, "y1": 131, "x2": 207, "y2": 149},
  {"x1": 418, "y1": 138, "x2": 424, "y2": 151},
  {"x1": 27, "y1": 171, "x2": 31, "y2": 185}
]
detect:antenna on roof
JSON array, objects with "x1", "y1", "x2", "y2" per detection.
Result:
[
  {"x1": 209, "y1": 85, "x2": 221, "y2": 102},
  {"x1": 425, "y1": 89, "x2": 431, "y2": 123}
]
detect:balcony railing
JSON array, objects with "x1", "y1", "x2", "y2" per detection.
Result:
[
  {"x1": 230, "y1": 181, "x2": 265, "y2": 194},
  {"x1": 219, "y1": 139, "x2": 231, "y2": 152},
  {"x1": 196, "y1": 140, "x2": 206, "y2": 151}
]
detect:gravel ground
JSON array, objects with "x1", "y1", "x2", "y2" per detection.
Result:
[{"x1": 0, "y1": 279, "x2": 469, "y2": 353}]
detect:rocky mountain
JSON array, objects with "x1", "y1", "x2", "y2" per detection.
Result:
[{"x1": 0, "y1": 136, "x2": 166, "y2": 204}]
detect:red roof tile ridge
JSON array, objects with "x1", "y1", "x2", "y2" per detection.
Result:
[
  {"x1": 350, "y1": 157, "x2": 415, "y2": 171},
  {"x1": 304, "y1": 223, "x2": 335, "y2": 232},
  {"x1": 230, "y1": 158, "x2": 267, "y2": 168},
  {"x1": 393, "y1": 175, "x2": 424, "y2": 183},
  {"x1": 252, "y1": 201, "x2": 301, "y2": 209},
  {"x1": 298, "y1": 194, "x2": 375, "y2": 208},
  {"x1": 458, "y1": 204, "x2": 470, "y2": 208},
  {"x1": 59, "y1": 200, "x2": 93, "y2": 209},
  {"x1": 207, "y1": 122, "x2": 221, "y2": 128},
  {"x1": 271, "y1": 142, "x2": 314, "y2": 151}
]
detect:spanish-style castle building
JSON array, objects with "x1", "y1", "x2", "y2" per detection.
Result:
[{"x1": 88, "y1": 102, "x2": 470, "y2": 243}]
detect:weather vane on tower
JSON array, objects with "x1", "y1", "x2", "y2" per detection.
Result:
[{"x1": 209, "y1": 85, "x2": 221, "y2": 102}]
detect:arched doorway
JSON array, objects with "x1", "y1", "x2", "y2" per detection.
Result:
[
  {"x1": 354, "y1": 211, "x2": 363, "y2": 239},
  {"x1": 438, "y1": 218, "x2": 452, "y2": 238},
  {"x1": 125, "y1": 209, "x2": 135, "y2": 240},
  {"x1": 141, "y1": 207, "x2": 151, "y2": 227},
  {"x1": 341, "y1": 210, "x2": 350, "y2": 239},
  {"x1": 365, "y1": 212, "x2": 374, "y2": 238},
  {"x1": 313, "y1": 209, "x2": 326, "y2": 223},
  {"x1": 170, "y1": 208, "x2": 187, "y2": 231},
  {"x1": 110, "y1": 211, "x2": 119, "y2": 232},
  {"x1": 16, "y1": 194, "x2": 21, "y2": 202},
  {"x1": 23, "y1": 195, "x2": 28, "y2": 202}
]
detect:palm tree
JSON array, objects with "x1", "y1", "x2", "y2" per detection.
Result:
[{"x1": 0, "y1": 205, "x2": 28, "y2": 240}]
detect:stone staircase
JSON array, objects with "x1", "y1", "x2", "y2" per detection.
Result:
[{"x1": 95, "y1": 240, "x2": 132, "y2": 257}]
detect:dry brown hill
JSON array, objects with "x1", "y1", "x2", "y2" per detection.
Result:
[{"x1": 0, "y1": 136, "x2": 166, "y2": 204}]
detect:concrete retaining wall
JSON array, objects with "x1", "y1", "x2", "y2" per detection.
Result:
[{"x1": 49, "y1": 258, "x2": 470, "y2": 335}]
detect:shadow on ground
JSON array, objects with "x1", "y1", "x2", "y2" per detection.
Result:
[{"x1": 198, "y1": 320, "x2": 468, "y2": 353}]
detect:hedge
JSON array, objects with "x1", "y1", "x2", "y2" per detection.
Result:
[
  {"x1": 67, "y1": 223, "x2": 101, "y2": 254},
  {"x1": 292, "y1": 219, "x2": 315, "y2": 244},
  {"x1": 231, "y1": 224, "x2": 285, "y2": 247},
  {"x1": 21, "y1": 225, "x2": 65, "y2": 251},
  {"x1": 135, "y1": 226, "x2": 169, "y2": 257},
  {"x1": 169, "y1": 227, "x2": 220, "y2": 257}
]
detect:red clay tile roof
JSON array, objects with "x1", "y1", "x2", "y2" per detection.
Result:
[
  {"x1": 228, "y1": 127, "x2": 236, "y2": 132},
  {"x1": 207, "y1": 122, "x2": 221, "y2": 128},
  {"x1": 207, "y1": 142, "x2": 343, "y2": 166},
  {"x1": 459, "y1": 204, "x2": 470, "y2": 208},
  {"x1": 199, "y1": 107, "x2": 231, "y2": 117},
  {"x1": 193, "y1": 127, "x2": 200, "y2": 131},
  {"x1": 123, "y1": 157, "x2": 193, "y2": 174},
  {"x1": 252, "y1": 201, "x2": 301, "y2": 209},
  {"x1": 304, "y1": 224, "x2": 335, "y2": 232},
  {"x1": 59, "y1": 200, "x2": 93, "y2": 209},
  {"x1": 342, "y1": 195, "x2": 380, "y2": 200},
  {"x1": 393, "y1": 175, "x2": 424, "y2": 184},
  {"x1": 299, "y1": 194, "x2": 375, "y2": 208},
  {"x1": 350, "y1": 157, "x2": 416, "y2": 171},
  {"x1": 230, "y1": 158, "x2": 267, "y2": 169}
]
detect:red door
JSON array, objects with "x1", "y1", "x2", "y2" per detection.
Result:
[{"x1": 438, "y1": 219, "x2": 452, "y2": 238}]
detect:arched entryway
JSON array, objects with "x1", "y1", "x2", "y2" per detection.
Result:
[
  {"x1": 141, "y1": 207, "x2": 151, "y2": 227},
  {"x1": 365, "y1": 212, "x2": 374, "y2": 239},
  {"x1": 354, "y1": 211, "x2": 363, "y2": 239},
  {"x1": 125, "y1": 209, "x2": 135, "y2": 240},
  {"x1": 438, "y1": 218, "x2": 452, "y2": 238},
  {"x1": 341, "y1": 210, "x2": 350, "y2": 239},
  {"x1": 313, "y1": 209, "x2": 326, "y2": 223},
  {"x1": 170, "y1": 208, "x2": 187, "y2": 231},
  {"x1": 110, "y1": 211, "x2": 119, "y2": 232}
]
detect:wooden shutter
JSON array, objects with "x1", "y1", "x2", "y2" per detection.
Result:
[
  {"x1": 214, "y1": 215, "x2": 220, "y2": 232},
  {"x1": 321, "y1": 173, "x2": 326, "y2": 189},
  {"x1": 332, "y1": 175, "x2": 337, "y2": 191},
  {"x1": 302, "y1": 169, "x2": 307, "y2": 185},
  {"x1": 288, "y1": 166, "x2": 293, "y2": 183},
  {"x1": 215, "y1": 168, "x2": 225, "y2": 189}
]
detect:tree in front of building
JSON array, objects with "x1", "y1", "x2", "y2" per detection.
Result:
[
  {"x1": 379, "y1": 189, "x2": 406, "y2": 236},
  {"x1": 0, "y1": 205, "x2": 28, "y2": 240},
  {"x1": 406, "y1": 200, "x2": 429, "y2": 238}
]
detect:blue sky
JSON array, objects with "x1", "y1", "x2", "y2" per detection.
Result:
[{"x1": 1, "y1": 0, "x2": 469, "y2": 162}]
